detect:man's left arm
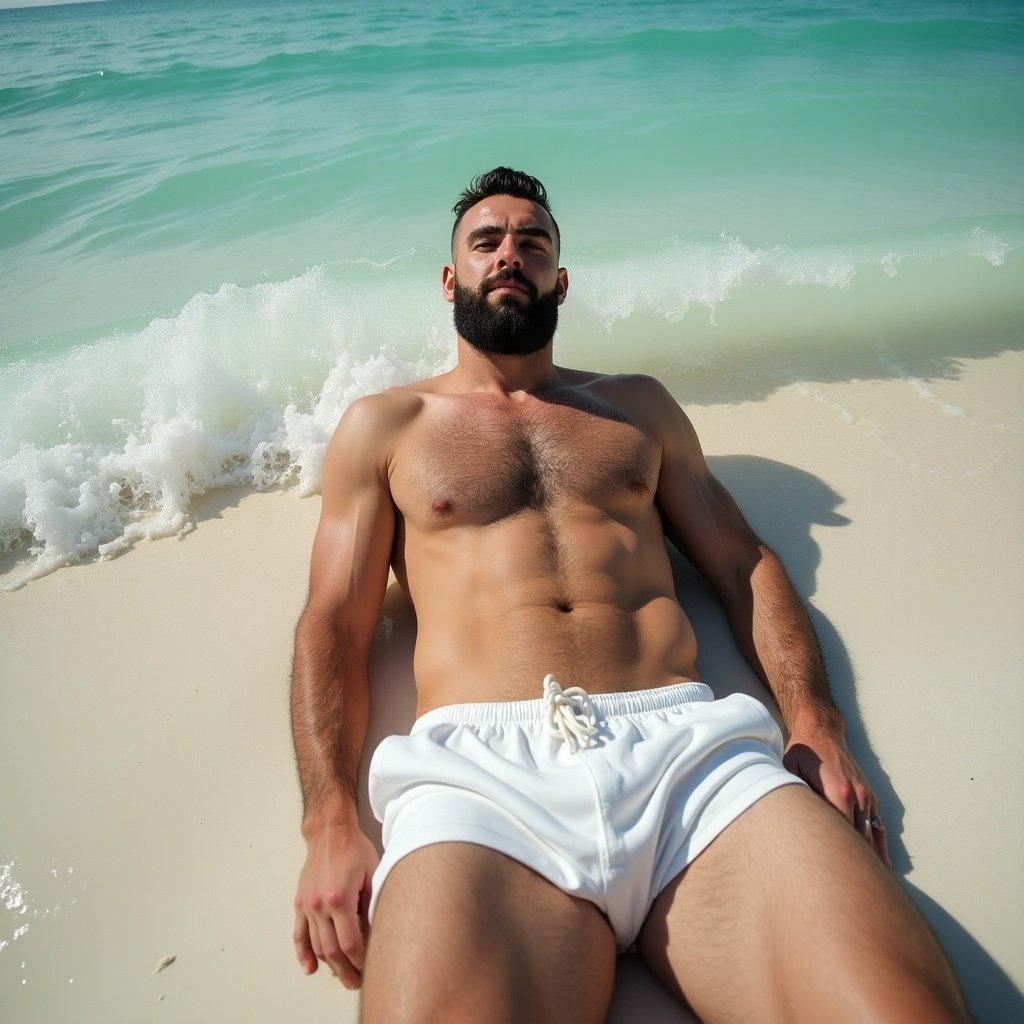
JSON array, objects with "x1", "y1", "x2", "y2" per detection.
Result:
[{"x1": 638, "y1": 375, "x2": 891, "y2": 868}]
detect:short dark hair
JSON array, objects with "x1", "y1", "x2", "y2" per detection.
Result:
[{"x1": 451, "y1": 166, "x2": 560, "y2": 260}]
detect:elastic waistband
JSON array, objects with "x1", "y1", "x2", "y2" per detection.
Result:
[{"x1": 410, "y1": 679, "x2": 715, "y2": 733}]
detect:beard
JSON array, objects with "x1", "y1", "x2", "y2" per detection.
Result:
[{"x1": 452, "y1": 272, "x2": 559, "y2": 356}]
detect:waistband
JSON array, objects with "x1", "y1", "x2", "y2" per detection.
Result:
[{"x1": 410, "y1": 678, "x2": 715, "y2": 734}]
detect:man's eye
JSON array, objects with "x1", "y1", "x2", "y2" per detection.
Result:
[{"x1": 472, "y1": 240, "x2": 544, "y2": 251}]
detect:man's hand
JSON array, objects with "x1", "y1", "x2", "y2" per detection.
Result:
[
  {"x1": 783, "y1": 722, "x2": 893, "y2": 871},
  {"x1": 294, "y1": 824, "x2": 380, "y2": 988}
]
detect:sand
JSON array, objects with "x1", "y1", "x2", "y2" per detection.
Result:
[{"x1": 1, "y1": 350, "x2": 1022, "y2": 1022}]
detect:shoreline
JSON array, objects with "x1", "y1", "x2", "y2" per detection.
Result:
[{"x1": 4, "y1": 328, "x2": 1023, "y2": 595}]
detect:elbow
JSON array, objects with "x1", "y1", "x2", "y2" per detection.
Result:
[
  {"x1": 296, "y1": 602, "x2": 336, "y2": 633},
  {"x1": 296, "y1": 603, "x2": 346, "y2": 650},
  {"x1": 716, "y1": 542, "x2": 771, "y2": 602}
]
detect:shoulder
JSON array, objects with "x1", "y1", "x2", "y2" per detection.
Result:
[
  {"x1": 598, "y1": 372, "x2": 692, "y2": 437},
  {"x1": 567, "y1": 368, "x2": 672, "y2": 402},
  {"x1": 556, "y1": 367, "x2": 672, "y2": 404},
  {"x1": 325, "y1": 387, "x2": 425, "y2": 486},
  {"x1": 339, "y1": 386, "x2": 423, "y2": 428},
  {"x1": 611, "y1": 372, "x2": 676, "y2": 403}
]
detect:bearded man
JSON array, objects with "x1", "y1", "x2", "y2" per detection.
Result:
[{"x1": 289, "y1": 167, "x2": 969, "y2": 1024}]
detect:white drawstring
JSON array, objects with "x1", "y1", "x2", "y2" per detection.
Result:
[{"x1": 542, "y1": 673, "x2": 599, "y2": 753}]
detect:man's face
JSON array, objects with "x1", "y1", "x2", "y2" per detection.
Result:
[{"x1": 443, "y1": 195, "x2": 568, "y2": 356}]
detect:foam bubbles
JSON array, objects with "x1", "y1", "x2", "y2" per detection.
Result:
[
  {"x1": 968, "y1": 225, "x2": 1010, "y2": 266},
  {"x1": 0, "y1": 262, "x2": 450, "y2": 589}
]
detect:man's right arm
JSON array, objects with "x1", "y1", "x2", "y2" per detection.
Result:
[{"x1": 290, "y1": 393, "x2": 398, "y2": 986}]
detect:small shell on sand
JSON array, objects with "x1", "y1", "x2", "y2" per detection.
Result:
[{"x1": 154, "y1": 956, "x2": 176, "y2": 974}]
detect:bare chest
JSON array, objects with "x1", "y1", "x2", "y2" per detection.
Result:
[{"x1": 391, "y1": 392, "x2": 660, "y2": 528}]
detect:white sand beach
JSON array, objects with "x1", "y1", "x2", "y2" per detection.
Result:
[{"x1": 1, "y1": 350, "x2": 1022, "y2": 1022}]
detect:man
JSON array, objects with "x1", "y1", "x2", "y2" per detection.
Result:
[{"x1": 290, "y1": 168, "x2": 970, "y2": 1023}]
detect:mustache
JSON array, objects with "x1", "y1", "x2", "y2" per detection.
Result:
[{"x1": 485, "y1": 271, "x2": 533, "y2": 295}]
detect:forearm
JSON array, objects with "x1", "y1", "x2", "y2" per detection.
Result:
[
  {"x1": 290, "y1": 608, "x2": 371, "y2": 837},
  {"x1": 720, "y1": 546, "x2": 845, "y2": 736}
]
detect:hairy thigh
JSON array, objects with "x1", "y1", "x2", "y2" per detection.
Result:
[
  {"x1": 361, "y1": 841, "x2": 617, "y2": 1024},
  {"x1": 636, "y1": 784, "x2": 967, "y2": 1024}
]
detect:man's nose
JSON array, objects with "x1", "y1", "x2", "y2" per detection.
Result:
[{"x1": 495, "y1": 237, "x2": 525, "y2": 269}]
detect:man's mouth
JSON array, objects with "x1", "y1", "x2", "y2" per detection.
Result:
[{"x1": 489, "y1": 280, "x2": 530, "y2": 295}]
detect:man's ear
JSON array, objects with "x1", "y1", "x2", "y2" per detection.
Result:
[{"x1": 441, "y1": 263, "x2": 455, "y2": 303}]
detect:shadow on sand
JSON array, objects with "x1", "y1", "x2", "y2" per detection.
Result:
[{"x1": 355, "y1": 453, "x2": 1020, "y2": 1023}]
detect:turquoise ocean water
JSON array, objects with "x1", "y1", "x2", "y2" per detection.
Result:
[{"x1": 1, "y1": 0, "x2": 1022, "y2": 584}]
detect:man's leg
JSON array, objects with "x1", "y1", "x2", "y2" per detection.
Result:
[
  {"x1": 361, "y1": 841, "x2": 618, "y2": 1024},
  {"x1": 636, "y1": 784, "x2": 971, "y2": 1024}
]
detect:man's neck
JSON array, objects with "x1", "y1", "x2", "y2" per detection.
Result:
[{"x1": 451, "y1": 338, "x2": 565, "y2": 397}]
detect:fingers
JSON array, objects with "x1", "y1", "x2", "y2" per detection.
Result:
[
  {"x1": 329, "y1": 887, "x2": 366, "y2": 988},
  {"x1": 872, "y1": 811, "x2": 893, "y2": 871},
  {"x1": 313, "y1": 916, "x2": 351, "y2": 986},
  {"x1": 306, "y1": 907, "x2": 326, "y2": 968},
  {"x1": 786, "y1": 743, "x2": 894, "y2": 872},
  {"x1": 827, "y1": 775, "x2": 856, "y2": 824},
  {"x1": 295, "y1": 880, "x2": 369, "y2": 988},
  {"x1": 358, "y1": 880, "x2": 372, "y2": 937},
  {"x1": 852, "y1": 802, "x2": 868, "y2": 841},
  {"x1": 330, "y1": 911, "x2": 365, "y2": 988},
  {"x1": 299, "y1": 888, "x2": 362, "y2": 989},
  {"x1": 853, "y1": 783, "x2": 873, "y2": 844},
  {"x1": 293, "y1": 905, "x2": 317, "y2": 975},
  {"x1": 858, "y1": 790, "x2": 894, "y2": 871},
  {"x1": 334, "y1": 888, "x2": 367, "y2": 971},
  {"x1": 318, "y1": 903, "x2": 363, "y2": 989},
  {"x1": 846, "y1": 777, "x2": 892, "y2": 873}
]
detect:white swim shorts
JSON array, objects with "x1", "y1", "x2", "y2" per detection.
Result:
[{"x1": 366, "y1": 673, "x2": 810, "y2": 953}]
